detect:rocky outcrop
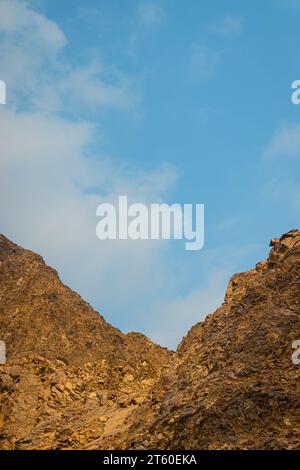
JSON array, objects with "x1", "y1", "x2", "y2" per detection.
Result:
[
  {"x1": 0, "y1": 234, "x2": 170, "y2": 368},
  {"x1": 0, "y1": 353, "x2": 165, "y2": 449},
  {"x1": 0, "y1": 234, "x2": 171, "y2": 449},
  {"x1": 116, "y1": 230, "x2": 300, "y2": 450},
  {"x1": 1, "y1": 231, "x2": 300, "y2": 449}
]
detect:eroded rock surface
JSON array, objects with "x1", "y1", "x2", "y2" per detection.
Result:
[
  {"x1": 0, "y1": 234, "x2": 171, "y2": 449},
  {"x1": 1, "y1": 231, "x2": 300, "y2": 449}
]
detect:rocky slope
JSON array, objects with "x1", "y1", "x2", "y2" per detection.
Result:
[
  {"x1": 0, "y1": 231, "x2": 300, "y2": 449},
  {"x1": 116, "y1": 230, "x2": 300, "y2": 449},
  {"x1": 0, "y1": 234, "x2": 170, "y2": 367},
  {"x1": 0, "y1": 234, "x2": 171, "y2": 449}
]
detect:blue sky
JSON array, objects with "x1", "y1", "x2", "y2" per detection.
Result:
[{"x1": 1, "y1": 0, "x2": 300, "y2": 348}]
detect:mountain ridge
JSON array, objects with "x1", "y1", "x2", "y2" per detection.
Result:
[
  {"x1": 0, "y1": 233, "x2": 170, "y2": 367},
  {"x1": 0, "y1": 230, "x2": 300, "y2": 449}
]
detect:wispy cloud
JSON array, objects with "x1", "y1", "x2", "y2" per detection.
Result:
[
  {"x1": 147, "y1": 240, "x2": 260, "y2": 348},
  {"x1": 60, "y1": 62, "x2": 141, "y2": 113},
  {"x1": 147, "y1": 269, "x2": 227, "y2": 348},
  {"x1": 0, "y1": 0, "x2": 140, "y2": 115},
  {"x1": 209, "y1": 14, "x2": 243, "y2": 38},
  {"x1": 261, "y1": 122, "x2": 300, "y2": 218},
  {"x1": 0, "y1": 0, "x2": 67, "y2": 49},
  {"x1": 0, "y1": 0, "x2": 186, "y2": 347},
  {"x1": 263, "y1": 123, "x2": 300, "y2": 160},
  {"x1": 0, "y1": 0, "x2": 253, "y2": 349},
  {"x1": 188, "y1": 12, "x2": 242, "y2": 81},
  {"x1": 129, "y1": 2, "x2": 164, "y2": 58}
]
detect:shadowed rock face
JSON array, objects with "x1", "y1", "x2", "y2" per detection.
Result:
[{"x1": 0, "y1": 231, "x2": 300, "y2": 449}]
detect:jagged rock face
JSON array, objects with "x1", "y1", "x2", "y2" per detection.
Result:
[
  {"x1": 1, "y1": 231, "x2": 300, "y2": 450},
  {"x1": 0, "y1": 234, "x2": 171, "y2": 449},
  {"x1": 0, "y1": 234, "x2": 170, "y2": 367},
  {"x1": 0, "y1": 354, "x2": 164, "y2": 449},
  {"x1": 116, "y1": 230, "x2": 300, "y2": 450}
]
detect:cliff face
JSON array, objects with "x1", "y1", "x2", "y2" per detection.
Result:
[
  {"x1": 117, "y1": 230, "x2": 300, "y2": 450},
  {"x1": 0, "y1": 231, "x2": 300, "y2": 449},
  {"x1": 0, "y1": 234, "x2": 171, "y2": 449}
]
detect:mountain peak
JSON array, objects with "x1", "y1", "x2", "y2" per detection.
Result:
[
  {"x1": 1, "y1": 232, "x2": 299, "y2": 450},
  {"x1": 0, "y1": 234, "x2": 170, "y2": 368}
]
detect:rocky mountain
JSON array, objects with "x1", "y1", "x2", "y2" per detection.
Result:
[
  {"x1": 0, "y1": 231, "x2": 300, "y2": 449},
  {"x1": 0, "y1": 234, "x2": 171, "y2": 449},
  {"x1": 0, "y1": 234, "x2": 170, "y2": 367}
]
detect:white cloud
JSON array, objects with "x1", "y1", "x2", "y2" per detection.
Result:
[
  {"x1": 0, "y1": 0, "x2": 66, "y2": 107},
  {"x1": 0, "y1": 105, "x2": 178, "y2": 332},
  {"x1": 0, "y1": 0, "x2": 67, "y2": 50},
  {"x1": 59, "y1": 62, "x2": 141, "y2": 112},
  {"x1": 147, "y1": 270, "x2": 228, "y2": 349},
  {"x1": 0, "y1": 0, "x2": 139, "y2": 114},
  {"x1": 0, "y1": 1, "x2": 185, "y2": 346},
  {"x1": 144, "y1": 239, "x2": 260, "y2": 348},
  {"x1": 0, "y1": 0, "x2": 239, "y2": 349},
  {"x1": 209, "y1": 14, "x2": 243, "y2": 38}
]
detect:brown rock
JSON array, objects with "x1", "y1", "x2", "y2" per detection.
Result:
[{"x1": 1, "y1": 231, "x2": 300, "y2": 450}]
